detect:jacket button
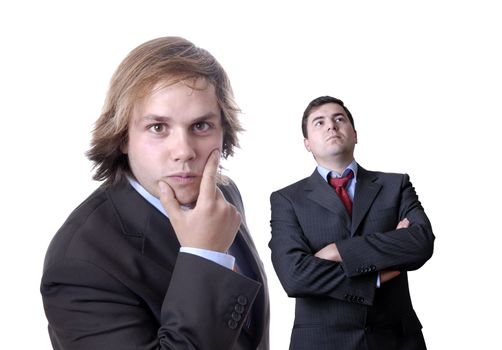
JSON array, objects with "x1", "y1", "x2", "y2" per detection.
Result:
[
  {"x1": 237, "y1": 295, "x2": 248, "y2": 306},
  {"x1": 231, "y1": 311, "x2": 242, "y2": 322},
  {"x1": 228, "y1": 319, "x2": 238, "y2": 329},
  {"x1": 358, "y1": 297, "x2": 364, "y2": 303},
  {"x1": 235, "y1": 304, "x2": 245, "y2": 314},
  {"x1": 370, "y1": 265, "x2": 376, "y2": 271}
]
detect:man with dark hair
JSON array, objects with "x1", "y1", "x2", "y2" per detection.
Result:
[
  {"x1": 41, "y1": 36, "x2": 269, "y2": 350},
  {"x1": 269, "y1": 96, "x2": 434, "y2": 349}
]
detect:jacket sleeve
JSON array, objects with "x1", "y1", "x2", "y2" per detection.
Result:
[
  {"x1": 269, "y1": 191, "x2": 377, "y2": 306},
  {"x1": 41, "y1": 253, "x2": 261, "y2": 350},
  {"x1": 336, "y1": 174, "x2": 435, "y2": 277}
]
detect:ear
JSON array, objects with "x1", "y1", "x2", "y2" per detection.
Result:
[
  {"x1": 304, "y1": 138, "x2": 311, "y2": 152},
  {"x1": 354, "y1": 129, "x2": 358, "y2": 144}
]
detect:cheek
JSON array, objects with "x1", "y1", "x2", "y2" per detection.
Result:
[
  {"x1": 202, "y1": 133, "x2": 224, "y2": 151},
  {"x1": 215, "y1": 129, "x2": 224, "y2": 149},
  {"x1": 128, "y1": 142, "x2": 159, "y2": 173}
]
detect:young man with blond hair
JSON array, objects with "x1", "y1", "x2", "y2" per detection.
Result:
[{"x1": 41, "y1": 37, "x2": 269, "y2": 350}]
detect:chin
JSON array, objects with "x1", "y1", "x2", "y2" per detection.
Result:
[{"x1": 173, "y1": 190, "x2": 199, "y2": 207}]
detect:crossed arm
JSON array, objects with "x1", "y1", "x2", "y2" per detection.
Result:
[
  {"x1": 315, "y1": 218, "x2": 410, "y2": 283},
  {"x1": 269, "y1": 175, "x2": 434, "y2": 305}
]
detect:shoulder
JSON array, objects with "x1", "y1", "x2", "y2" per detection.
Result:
[
  {"x1": 273, "y1": 168, "x2": 320, "y2": 196},
  {"x1": 359, "y1": 166, "x2": 409, "y2": 183},
  {"x1": 217, "y1": 176, "x2": 246, "y2": 213},
  {"x1": 276, "y1": 177, "x2": 310, "y2": 193},
  {"x1": 218, "y1": 176, "x2": 241, "y2": 202},
  {"x1": 42, "y1": 183, "x2": 121, "y2": 272},
  {"x1": 270, "y1": 175, "x2": 312, "y2": 204}
]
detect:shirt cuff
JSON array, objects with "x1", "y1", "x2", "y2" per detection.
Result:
[
  {"x1": 180, "y1": 247, "x2": 235, "y2": 270},
  {"x1": 376, "y1": 272, "x2": 381, "y2": 288}
]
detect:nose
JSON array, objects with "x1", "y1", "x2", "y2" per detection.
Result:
[
  {"x1": 169, "y1": 130, "x2": 196, "y2": 162},
  {"x1": 327, "y1": 119, "x2": 338, "y2": 131}
]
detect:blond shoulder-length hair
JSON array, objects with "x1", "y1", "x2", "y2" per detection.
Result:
[{"x1": 87, "y1": 36, "x2": 242, "y2": 185}]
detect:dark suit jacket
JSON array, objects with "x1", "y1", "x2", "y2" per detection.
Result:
[
  {"x1": 41, "y1": 178, "x2": 269, "y2": 350},
  {"x1": 269, "y1": 166, "x2": 434, "y2": 350}
]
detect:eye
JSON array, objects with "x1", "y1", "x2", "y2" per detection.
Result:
[
  {"x1": 149, "y1": 123, "x2": 166, "y2": 133},
  {"x1": 335, "y1": 116, "x2": 345, "y2": 123},
  {"x1": 193, "y1": 121, "x2": 211, "y2": 132},
  {"x1": 314, "y1": 120, "x2": 324, "y2": 127}
]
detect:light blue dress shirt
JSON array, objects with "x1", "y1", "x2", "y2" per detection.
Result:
[{"x1": 127, "y1": 177, "x2": 235, "y2": 270}]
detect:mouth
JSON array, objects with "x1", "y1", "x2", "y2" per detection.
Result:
[
  {"x1": 165, "y1": 172, "x2": 200, "y2": 185},
  {"x1": 326, "y1": 135, "x2": 341, "y2": 142}
]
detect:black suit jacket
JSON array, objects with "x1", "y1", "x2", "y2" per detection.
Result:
[
  {"x1": 41, "y1": 178, "x2": 269, "y2": 350},
  {"x1": 269, "y1": 166, "x2": 434, "y2": 350}
]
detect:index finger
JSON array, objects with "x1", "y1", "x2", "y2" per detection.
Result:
[{"x1": 198, "y1": 149, "x2": 220, "y2": 203}]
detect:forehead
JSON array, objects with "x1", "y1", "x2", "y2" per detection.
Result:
[
  {"x1": 148, "y1": 77, "x2": 217, "y2": 101},
  {"x1": 133, "y1": 79, "x2": 219, "y2": 118},
  {"x1": 308, "y1": 102, "x2": 346, "y2": 120}
]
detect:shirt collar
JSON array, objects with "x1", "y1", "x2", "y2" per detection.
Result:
[
  {"x1": 127, "y1": 176, "x2": 169, "y2": 218},
  {"x1": 317, "y1": 159, "x2": 358, "y2": 182}
]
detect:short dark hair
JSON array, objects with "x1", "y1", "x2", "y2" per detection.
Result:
[{"x1": 301, "y1": 96, "x2": 355, "y2": 138}]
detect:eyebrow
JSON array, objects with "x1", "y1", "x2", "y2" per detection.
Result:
[
  {"x1": 139, "y1": 112, "x2": 219, "y2": 124},
  {"x1": 310, "y1": 113, "x2": 345, "y2": 124},
  {"x1": 311, "y1": 116, "x2": 325, "y2": 124}
]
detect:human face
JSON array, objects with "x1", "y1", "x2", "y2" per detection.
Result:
[
  {"x1": 304, "y1": 103, "x2": 357, "y2": 169},
  {"x1": 123, "y1": 79, "x2": 223, "y2": 205}
]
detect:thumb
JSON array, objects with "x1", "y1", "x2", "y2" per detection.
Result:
[{"x1": 158, "y1": 180, "x2": 181, "y2": 218}]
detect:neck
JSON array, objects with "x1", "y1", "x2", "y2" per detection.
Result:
[{"x1": 317, "y1": 157, "x2": 354, "y2": 174}]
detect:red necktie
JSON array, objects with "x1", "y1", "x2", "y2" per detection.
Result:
[{"x1": 328, "y1": 170, "x2": 354, "y2": 215}]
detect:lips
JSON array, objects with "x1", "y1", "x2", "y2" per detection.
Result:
[
  {"x1": 326, "y1": 135, "x2": 341, "y2": 141},
  {"x1": 166, "y1": 172, "x2": 199, "y2": 185}
]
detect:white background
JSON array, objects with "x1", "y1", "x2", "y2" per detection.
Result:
[{"x1": 1, "y1": 1, "x2": 501, "y2": 349}]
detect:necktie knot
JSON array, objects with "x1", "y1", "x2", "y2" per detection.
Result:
[
  {"x1": 328, "y1": 170, "x2": 354, "y2": 215},
  {"x1": 328, "y1": 170, "x2": 354, "y2": 189}
]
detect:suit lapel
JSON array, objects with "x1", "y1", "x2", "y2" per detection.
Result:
[
  {"x1": 306, "y1": 170, "x2": 351, "y2": 220},
  {"x1": 106, "y1": 180, "x2": 180, "y2": 263},
  {"x1": 105, "y1": 180, "x2": 182, "y2": 321},
  {"x1": 351, "y1": 166, "x2": 382, "y2": 235},
  {"x1": 218, "y1": 181, "x2": 266, "y2": 287}
]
